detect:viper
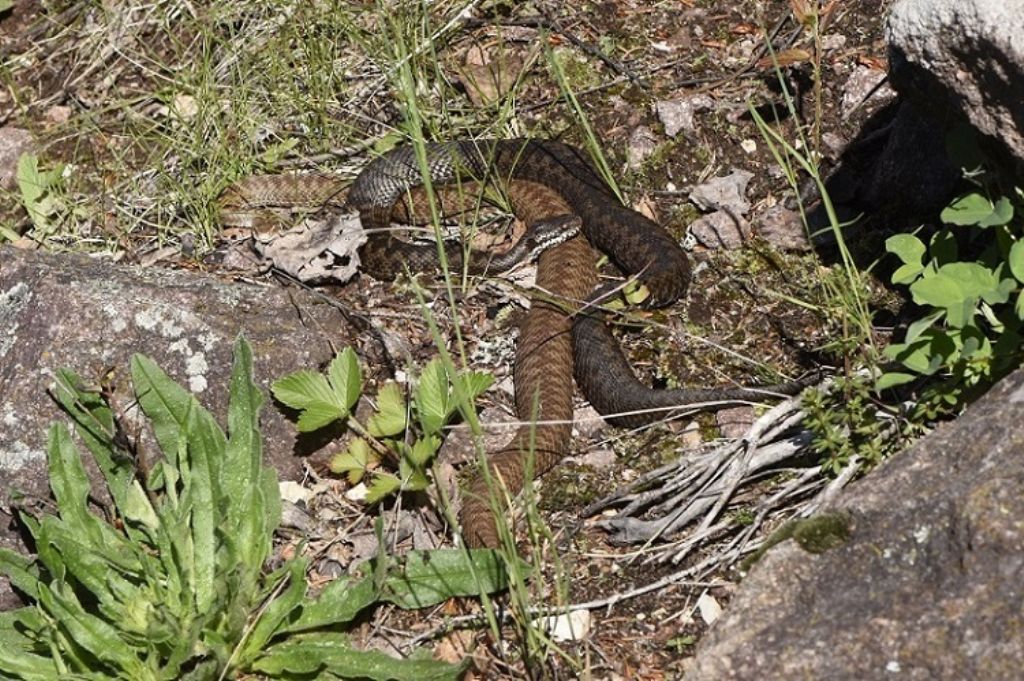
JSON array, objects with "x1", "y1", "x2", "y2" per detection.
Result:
[{"x1": 222, "y1": 138, "x2": 812, "y2": 548}]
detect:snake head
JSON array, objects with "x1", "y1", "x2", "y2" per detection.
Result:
[{"x1": 520, "y1": 214, "x2": 581, "y2": 258}]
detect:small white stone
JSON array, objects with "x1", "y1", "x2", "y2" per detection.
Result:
[
  {"x1": 345, "y1": 482, "x2": 369, "y2": 502},
  {"x1": 740, "y1": 138, "x2": 757, "y2": 154},
  {"x1": 535, "y1": 610, "x2": 591, "y2": 642},
  {"x1": 279, "y1": 480, "x2": 312, "y2": 504},
  {"x1": 697, "y1": 592, "x2": 723, "y2": 625}
]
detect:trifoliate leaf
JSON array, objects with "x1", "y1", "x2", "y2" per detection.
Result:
[
  {"x1": 458, "y1": 371, "x2": 493, "y2": 404},
  {"x1": 330, "y1": 438, "x2": 377, "y2": 485},
  {"x1": 295, "y1": 401, "x2": 346, "y2": 432}
]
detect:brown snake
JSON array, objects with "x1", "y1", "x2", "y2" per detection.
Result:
[{"x1": 222, "y1": 138, "x2": 811, "y2": 548}]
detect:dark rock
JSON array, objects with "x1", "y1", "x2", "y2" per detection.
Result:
[
  {"x1": 0, "y1": 246, "x2": 362, "y2": 608},
  {"x1": 861, "y1": 100, "x2": 960, "y2": 217},
  {"x1": 687, "y1": 368, "x2": 1024, "y2": 680}
]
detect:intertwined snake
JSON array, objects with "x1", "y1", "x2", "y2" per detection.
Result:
[{"x1": 222, "y1": 138, "x2": 810, "y2": 547}]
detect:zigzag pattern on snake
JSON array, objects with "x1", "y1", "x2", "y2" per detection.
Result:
[{"x1": 222, "y1": 138, "x2": 811, "y2": 548}]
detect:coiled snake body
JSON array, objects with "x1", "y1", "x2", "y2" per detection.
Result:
[{"x1": 224, "y1": 139, "x2": 809, "y2": 547}]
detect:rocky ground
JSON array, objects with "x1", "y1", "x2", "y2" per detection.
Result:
[{"x1": 1, "y1": 1, "x2": 910, "y2": 678}]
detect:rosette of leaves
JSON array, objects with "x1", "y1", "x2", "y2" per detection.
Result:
[
  {"x1": 0, "y1": 338, "x2": 512, "y2": 680},
  {"x1": 272, "y1": 349, "x2": 492, "y2": 503}
]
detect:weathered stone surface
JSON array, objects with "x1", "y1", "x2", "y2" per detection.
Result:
[
  {"x1": 888, "y1": 0, "x2": 1024, "y2": 165},
  {"x1": 689, "y1": 210, "x2": 751, "y2": 250},
  {"x1": 656, "y1": 94, "x2": 715, "y2": 138},
  {"x1": 0, "y1": 246, "x2": 363, "y2": 606},
  {"x1": 0, "y1": 127, "x2": 33, "y2": 191},
  {"x1": 688, "y1": 368, "x2": 1024, "y2": 680}
]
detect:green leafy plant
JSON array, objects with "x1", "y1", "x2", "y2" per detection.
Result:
[
  {"x1": 803, "y1": 374, "x2": 909, "y2": 474},
  {"x1": 0, "y1": 337, "x2": 513, "y2": 680},
  {"x1": 272, "y1": 348, "x2": 492, "y2": 503},
  {"x1": 880, "y1": 135, "x2": 1024, "y2": 412},
  {"x1": 15, "y1": 153, "x2": 67, "y2": 241}
]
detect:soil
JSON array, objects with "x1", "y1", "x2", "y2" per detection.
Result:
[{"x1": 1, "y1": 1, "x2": 899, "y2": 678}]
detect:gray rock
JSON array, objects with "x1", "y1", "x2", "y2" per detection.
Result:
[
  {"x1": 840, "y1": 64, "x2": 894, "y2": 113},
  {"x1": 626, "y1": 125, "x2": 659, "y2": 169},
  {"x1": 715, "y1": 406, "x2": 755, "y2": 440},
  {"x1": 0, "y1": 246, "x2": 363, "y2": 607},
  {"x1": 687, "y1": 368, "x2": 1024, "y2": 680},
  {"x1": 689, "y1": 210, "x2": 751, "y2": 250},
  {"x1": 888, "y1": 0, "x2": 1024, "y2": 165},
  {"x1": 0, "y1": 127, "x2": 34, "y2": 191},
  {"x1": 757, "y1": 204, "x2": 811, "y2": 252},
  {"x1": 656, "y1": 94, "x2": 715, "y2": 138},
  {"x1": 689, "y1": 170, "x2": 754, "y2": 215}
]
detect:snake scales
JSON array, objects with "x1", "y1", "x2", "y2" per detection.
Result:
[{"x1": 222, "y1": 138, "x2": 810, "y2": 548}]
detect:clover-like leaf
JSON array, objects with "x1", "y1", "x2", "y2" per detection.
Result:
[
  {"x1": 407, "y1": 436, "x2": 440, "y2": 468},
  {"x1": 272, "y1": 349, "x2": 365, "y2": 432},
  {"x1": 457, "y1": 371, "x2": 494, "y2": 404},
  {"x1": 272, "y1": 370, "x2": 335, "y2": 410},
  {"x1": 330, "y1": 438, "x2": 377, "y2": 485}
]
